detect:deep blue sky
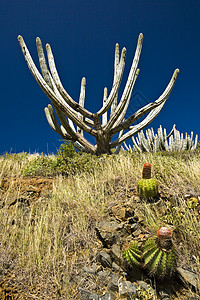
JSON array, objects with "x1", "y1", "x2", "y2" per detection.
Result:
[{"x1": 0, "y1": 0, "x2": 199, "y2": 154}]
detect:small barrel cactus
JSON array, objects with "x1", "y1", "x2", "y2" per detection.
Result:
[
  {"x1": 137, "y1": 163, "x2": 158, "y2": 198},
  {"x1": 142, "y1": 227, "x2": 177, "y2": 278},
  {"x1": 122, "y1": 241, "x2": 142, "y2": 267}
]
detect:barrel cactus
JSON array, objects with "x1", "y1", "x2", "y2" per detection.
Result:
[
  {"x1": 122, "y1": 241, "x2": 142, "y2": 267},
  {"x1": 142, "y1": 227, "x2": 177, "y2": 278},
  {"x1": 137, "y1": 163, "x2": 158, "y2": 198}
]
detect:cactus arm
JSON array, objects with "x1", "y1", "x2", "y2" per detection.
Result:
[
  {"x1": 110, "y1": 43, "x2": 120, "y2": 117},
  {"x1": 102, "y1": 87, "x2": 108, "y2": 126},
  {"x1": 36, "y1": 37, "x2": 52, "y2": 87},
  {"x1": 157, "y1": 125, "x2": 164, "y2": 150},
  {"x1": 45, "y1": 104, "x2": 95, "y2": 153},
  {"x1": 110, "y1": 68, "x2": 179, "y2": 137},
  {"x1": 46, "y1": 42, "x2": 93, "y2": 129},
  {"x1": 139, "y1": 131, "x2": 149, "y2": 152},
  {"x1": 77, "y1": 77, "x2": 86, "y2": 135},
  {"x1": 37, "y1": 36, "x2": 87, "y2": 122},
  {"x1": 131, "y1": 136, "x2": 142, "y2": 152},
  {"x1": 193, "y1": 134, "x2": 198, "y2": 150},
  {"x1": 123, "y1": 141, "x2": 130, "y2": 151},
  {"x1": 169, "y1": 135, "x2": 173, "y2": 151},
  {"x1": 167, "y1": 124, "x2": 176, "y2": 139},
  {"x1": 55, "y1": 110, "x2": 95, "y2": 153},
  {"x1": 104, "y1": 34, "x2": 143, "y2": 132},
  {"x1": 48, "y1": 71, "x2": 97, "y2": 136},
  {"x1": 44, "y1": 105, "x2": 68, "y2": 138},
  {"x1": 110, "y1": 69, "x2": 179, "y2": 147},
  {"x1": 112, "y1": 68, "x2": 140, "y2": 128},
  {"x1": 45, "y1": 43, "x2": 93, "y2": 119},
  {"x1": 96, "y1": 46, "x2": 127, "y2": 116},
  {"x1": 18, "y1": 35, "x2": 97, "y2": 136}
]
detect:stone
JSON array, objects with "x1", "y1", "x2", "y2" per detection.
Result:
[
  {"x1": 130, "y1": 223, "x2": 139, "y2": 232},
  {"x1": 97, "y1": 270, "x2": 111, "y2": 286},
  {"x1": 177, "y1": 267, "x2": 200, "y2": 291},
  {"x1": 109, "y1": 244, "x2": 123, "y2": 267},
  {"x1": 128, "y1": 216, "x2": 138, "y2": 224},
  {"x1": 112, "y1": 262, "x2": 124, "y2": 273},
  {"x1": 97, "y1": 251, "x2": 112, "y2": 268},
  {"x1": 107, "y1": 273, "x2": 121, "y2": 292},
  {"x1": 118, "y1": 280, "x2": 137, "y2": 299},
  {"x1": 125, "y1": 206, "x2": 135, "y2": 218},
  {"x1": 112, "y1": 205, "x2": 126, "y2": 220},
  {"x1": 95, "y1": 221, "x2": 123, "y2": 247},
  {"x1": 83, "y1": 263, "x2": 100, "y2": 275},
  {"x1": 131, "y1": 227, "x2": 142, "y2": 237},
  {"x1": 78, "y1": 287, "x2": 99, "y2": 300},
  {"x1": 99, "y1": 292, "x2": 116, "y2": 300}
]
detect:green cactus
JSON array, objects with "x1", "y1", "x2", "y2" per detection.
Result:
[
  {"x1": 142, "y1": 227, "x2": 177, "y2": 278},
  {"x1": 122, "y1": 241, "x2": 142, "y2": 267},
  {"x1": 137, "y1": 163, "x2": 158, "y2": 198},
  {"x1": 137, "y1": 178, "x2": 158, "y2": 198}
]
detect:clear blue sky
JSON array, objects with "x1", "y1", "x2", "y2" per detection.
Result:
[{"x1": 0, "y1": 0, "x2": 199, "y2": 154}]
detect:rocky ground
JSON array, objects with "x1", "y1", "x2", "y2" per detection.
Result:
[{"x1": 0, "y1": 177, "x2": 200, "y2": 299}]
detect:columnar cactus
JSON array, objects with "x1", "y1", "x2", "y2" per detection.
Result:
[
  {"x1": 18, "y1": 34, "x2": 179, "y2": 155},
  {"x1": 124, "y1": 125, "x2": 198, "y2": 153},
  {"x1": 142, "y1": 227, "x2": 177, "y2": 278},
  {"x1": 137, "y1": 163, "x2": 158, "y2": 198}
]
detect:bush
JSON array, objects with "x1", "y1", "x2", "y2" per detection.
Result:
[{"x1": 23, "y1": 142, "x2": 100, "y2": 177}]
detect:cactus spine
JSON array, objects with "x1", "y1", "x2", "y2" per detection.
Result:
[
  {"x1": 137, "y1": 163, "x2": 158, "y2": 198},
  {"x1": 142, "y1": 227, "x2": 177, "y2": 278},
  {"x1": 122, "y1": 241, "x2": 142, "y2": 267}
]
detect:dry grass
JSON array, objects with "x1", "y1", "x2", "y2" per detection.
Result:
[{"x1": 0, "y1": 150, "x2": 200, "y2": 298}]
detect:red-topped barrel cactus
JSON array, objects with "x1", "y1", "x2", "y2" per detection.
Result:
[
  {"x1": 142, "y1": 226, "x2": 177, "y2": 278},
  {"x1": 137, "y1": 163, "x2": 158, "y2": 198},
  {"x1": 122, "y1": 241, "x2": 142, "y2": 267}
]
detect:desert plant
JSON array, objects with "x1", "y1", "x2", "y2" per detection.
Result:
[
  {"x1": 18, "y1": 34, "x2": 179, "y2": 155},
  {"x1": 137, "y1": 163, "x2": 158, "y2": 198},
  {"x1": 125, "y1": 125, "x2": 198, "y2": 153},
  {"x1": 122, "y1": 241, "x2": 142, "y2": 267},
  {"x1": 22, "y1": 146, "x2": 100, "y2": 177},
  {"x1": 122, "y1": 227, "x2": 177, "y2": 279},
  {"x1": 142, "y1": 227, "x2": 177, "y2": 278}
]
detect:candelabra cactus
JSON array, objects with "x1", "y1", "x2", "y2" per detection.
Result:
[
  {"x1": 122, "y1": 241, "x2": 142, "y2": 267},
  {"x1": 18, "y1": 33, "x2": 179, "y2": 155},
  {"x1": 142, "y1": 227, "x2": 177, "y2": 278},
  {"x1": 124, "y1": 125, "x2": 198, "y2": 153},
  {"x1": 137, "y1": 163, "x2": 158, "y2": 198}
]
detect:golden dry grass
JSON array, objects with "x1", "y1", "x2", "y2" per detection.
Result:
[{"x1": 0, "y1": 150, "x2": 200, "y2": 298}]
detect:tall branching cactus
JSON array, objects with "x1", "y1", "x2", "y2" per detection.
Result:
[
  {"x1": 18, "y1": 33, "x2": 179, "y2": 155},
  {"x1": 125, "y1": 125, "x2": 198, "y2": 153}
]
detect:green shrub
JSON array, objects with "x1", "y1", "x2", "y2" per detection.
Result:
[{"x1": 23, "y1": 142, "x2": 101, "y2": 177}]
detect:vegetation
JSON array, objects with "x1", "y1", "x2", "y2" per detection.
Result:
[{"x1": 0, "y1": 145, "x2": 200, "y2": 298}]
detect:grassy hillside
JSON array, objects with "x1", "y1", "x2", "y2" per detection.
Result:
[{"x1": 0, "y1": 147, "x2": 200, "y2": 298}]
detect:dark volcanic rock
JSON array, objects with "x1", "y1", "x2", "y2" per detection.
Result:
[
  {"x1": 177, "y1": 267, "x2": 200, "y2": 291},
  {"x1": 107, "y1": 273, "x2": 121, "y2": 292},
  {"x1": 95, "y1": 220, "x2": 123, "y2": 247},
  {"x1": 118, "y1": 280, "x2": 137, "y2": 299},
  {"x1": 97, "y1": 251, "x2": 112, "y2": 268}
]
